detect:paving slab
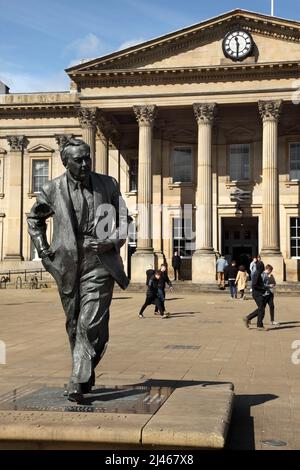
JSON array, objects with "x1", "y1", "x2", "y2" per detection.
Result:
[{"x1": 0, "y1": 289, "x2": 299, "y2": 449}]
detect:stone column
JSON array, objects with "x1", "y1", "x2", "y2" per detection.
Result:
[
  {"x1": 77, "y1": 107, "x2": 97, "y2": 170},
  {"x1": 258, "y1": 100, "x2": 284, "y2": 279},
  {"x1": 152, "y1": 134, "x2": 164, "y2": 267},
  {"x1": 4, "y1": 135, "x2": 28, "y2": 261},
  {"x1": 96, "y1": 132, "x2": 108, "y2": 175},
  {"x1": 96, "y1": 112, "x2": 111, "y2": 175},
  {"x1": 131, "y1": 105, "x2": 156, "y2": 282},
  {"x1": 192, "y1": 103, "x2": 216, "y2": 283}
]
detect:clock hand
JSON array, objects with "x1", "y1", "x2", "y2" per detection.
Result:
[{"x1": 235, "y1": 37, "x2": 240, "y2": 57}]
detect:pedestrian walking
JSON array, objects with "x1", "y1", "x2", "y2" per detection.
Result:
[
  {"x1": 249, "y1": 256, "x2": 257, "y2": 292},
  {"x1": 262, "y1": 264, "x2": 280, "y2": 326},
  {"x1": 216, "y1": 255, "x2": 228, "y2": 289},
  {"x1": 154, "y1": 264, "x2": 173, "y2": 315},
  {"x1": 138, "y1": 271, "x2": 167, "y2": 319},
  {"x1": 172, "y1": 251, "x2": 182, "y2": 281},
  {"x1": 243, "y1": 261, "x2": 268, "y2": 330},
  {"x1": 225, "y1": 261, "x2": 238, "y2": 299},
  {"x1": 235, "y1": 265, "x2": 248, "y2": 299}
]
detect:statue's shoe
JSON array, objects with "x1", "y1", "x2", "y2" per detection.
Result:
[{"x1": 67, "y1": 383, "x2": 84, "y2": 403}]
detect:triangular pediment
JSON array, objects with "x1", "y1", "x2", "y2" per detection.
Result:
[
  {"x1": 28, "y1": 144, "x2": 54, "y2": 153},
  {"x1": 0, "y1": 147, "x2": 7, "y2": 154},
  {"x1": 67, "y1": 9, "x2": 300, "y2": 77}
]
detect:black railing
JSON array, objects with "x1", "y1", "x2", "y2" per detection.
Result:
[
  {"x1": 0, "y1": 268, "x2": 51, "y2": 289},
  {"x1": 0, "y1": 268, "x2": 47, "y2": 282}
]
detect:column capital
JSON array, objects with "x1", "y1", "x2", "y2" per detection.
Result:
[
  {"x1": 76, "y1": 106, "x2": 98, "y2": 128},
  {"x1": 97, "y1": 113, "x2": 121, "y2": 148},
  {"x1": 54, "y1": 134, "x2": 74, "y2": 151},
  {"x1": 6, "y1": 135, "x2": 28, "y2": 151},
  {"x1": 193, "y1": 103, "x2": 217, "y2": 124},
  {"x1": 258, "y1": 100, "x2": 282, "y2": 122},
  {"x1": 133, "y1": 105, "x2": 157, "y2": 126}
]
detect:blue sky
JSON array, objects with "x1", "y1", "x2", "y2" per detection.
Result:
[{"x1": 0, "y1": 0, "x2": 300, "y2": 93}]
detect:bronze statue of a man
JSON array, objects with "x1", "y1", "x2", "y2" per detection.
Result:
[{"x1": 27, "y1": 138, "x2": 130, "y2": 402}]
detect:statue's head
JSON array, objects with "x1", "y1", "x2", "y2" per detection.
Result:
[{"x1": 61, "y1": 138, "x2": 91, "y2": 181}]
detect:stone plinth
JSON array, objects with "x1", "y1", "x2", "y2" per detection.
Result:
[
  {"x1": 0, "y1": 381, "x2": 234, "y2": 450},
  {"x1": 192, "y1": 252, "x2": 216, "y2": 284},
  {"x1": 130, "y1": 251, "x2": 156, "y2": 283}
]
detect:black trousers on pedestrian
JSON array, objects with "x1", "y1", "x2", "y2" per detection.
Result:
[
  {"x1": 60, "y1": 250, "x2": 114, "y2": 385},
  {"x1": 154, "y1": 288, "x2": 165, "y2": 312},
  {"x1": 265, "y1": 293, "x2": 275, "y2": 322},
  {"x1": 173, "y1": 267, "x2": 181, "y2": 281},
  {"x1": 139, "y1": 294, "x2": 164, "y2": 316},
  {"x1": 246, "y1": 291, "x2": 266, "y2": 328}
]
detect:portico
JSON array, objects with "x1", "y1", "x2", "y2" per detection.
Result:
[{"x1": 1, "y1": 9, "x2": 300, "y2": 282}]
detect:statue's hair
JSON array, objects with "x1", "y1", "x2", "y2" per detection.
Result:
[{"x1": 60, "y1": 138, "x2": 90, "y2": 165}]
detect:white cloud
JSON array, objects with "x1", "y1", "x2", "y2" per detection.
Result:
[
  {"x1": 118, "y1": 38, "x2": 146, "y2": 50},
  {"x1": 64, "y1": 33, "x2": 105, "y2": 59},
  {"x1": 0, "y1": 71, "x2": 69, "y2": 93}
]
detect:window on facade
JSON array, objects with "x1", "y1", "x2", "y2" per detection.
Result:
[
  {"x1": 234, "y1": 231, "x2": 240, "y2": 240},
  {"x1": 128, "y1": 219, "x2": 136, "y2": 245},
  {"x1": 172, "y1": 147, "x2": 192, "y2": 183},
  {"x1": 32, "y1": 159, "x2": 49, "y2": 193},
  {"x1": 289, "y1": 143, "x2": 300, "y2": 180},
  {"x1": 290, "y1": 217, "x2": 300, "y2": 258},
  {"x1": 129, "y1": 158, "x2": 138, "y2": 191},
  {"x1": 244, "y1": 230, "x2": 251, "y2": 240},
  {"x1": 173, "y1": 218, "x2": 193, "y2": 257},
  {"x1": 229, "y1": 144, "x2": 250, "y2": 181}
]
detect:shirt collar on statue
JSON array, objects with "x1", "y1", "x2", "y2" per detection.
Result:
[{"x1": 67, "y1": 171, "x2": 92, "y2": 191}]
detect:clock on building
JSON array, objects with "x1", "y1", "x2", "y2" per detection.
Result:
[{"x1": 222, "y1": 30, "x2": 254, "y2": 61}]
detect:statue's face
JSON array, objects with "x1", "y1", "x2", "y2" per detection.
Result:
[{"x1": 65, "y1": 145, "x2": 92, "y2": 181}]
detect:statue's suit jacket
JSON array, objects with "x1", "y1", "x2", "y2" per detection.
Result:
[{"x1": 27, "y1": 172, "x2": 130, "y2": 295}]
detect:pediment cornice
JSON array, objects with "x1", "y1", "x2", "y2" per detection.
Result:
[
  {"x1": 69, "y1": 60, "x2": 300, "y2": 88},
  {"x1": 67, "y1": 9, "x2": 300, "y2": 75},
  {"x1": 28, "y1": 144, "x2": 55, "y2": 153}
]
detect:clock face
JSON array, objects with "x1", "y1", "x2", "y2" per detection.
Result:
[{"x1": 223, "y1": 30, "x2": 253, "y2": 61}]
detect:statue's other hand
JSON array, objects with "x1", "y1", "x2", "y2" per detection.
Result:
[
  {"x1": 40, "y1": 249, "x2": 54, "y2": 261},
  {"x1": 88, "y1": 239, "x2": 114, "y2": 254}
]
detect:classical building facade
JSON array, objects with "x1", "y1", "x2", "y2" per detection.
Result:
[{"x1": 1, "y1": 9, "x2": 300, "y2": 282}]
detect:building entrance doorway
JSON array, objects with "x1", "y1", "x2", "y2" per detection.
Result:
[{"x1": 222, "y1": 217, "x2": 258, "y2": 270}]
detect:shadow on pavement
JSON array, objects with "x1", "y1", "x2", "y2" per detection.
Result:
[
  {"x1": 112, "y1": 296, "x2": 133, "y2": 300},
  {"x1": 225, "y1": 393, "x2": 278, "y2": 450},
  {"x1": 167, "y1": 312, "x2": 198, "y2": 317},
  {"x1": 83, "y1": 378, "x2": 233, "y2": 406},
  {"x1": 165, "y1": 297, "x2": 185, "y2": 301}
]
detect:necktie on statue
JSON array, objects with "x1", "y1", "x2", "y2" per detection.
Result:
[
  {"x1": 73, "y1": 181, "x2": 88, "y2": 233},
  {"x1": 78, "y1": 182, "x2": 89, "y2": 233}
]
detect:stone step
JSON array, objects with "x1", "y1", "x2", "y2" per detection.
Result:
[{"x1": 116, "y1": 281, "x2": 300, "y2": 295}]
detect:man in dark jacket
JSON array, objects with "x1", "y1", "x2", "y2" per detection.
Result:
[
  {"x1": 243, "y1": 261, "x2": 268, "y2": 330},
  {"x1": 172, "y1": 251, "x2": 182, "y2": 281},
  {"x1": 154, "y1": 264, "x2": 173, "y2": 315},
  {"x1": 27, "y1": 138, "x2": 130, "y2": 402},
  {"x1": 138, "y1": 271, "x2": 165, "y2": 318}
]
